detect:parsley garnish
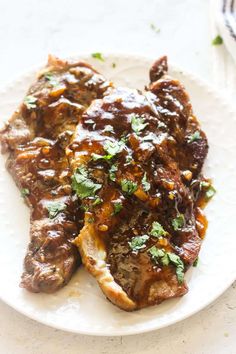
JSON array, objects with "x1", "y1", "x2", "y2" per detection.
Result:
[
  {"x1": 121, "y1": 179, "x2": 138, "y2": 195},
  {"x1": 150, "y1": 221, "x2": 167, "y2": 238},
  {"x1": 24, "y1": 95, "x2": 37, "y2": 109},
  {"x1": 92, "y1": 140, "x2": 124, "y2": 162},
  {"x1": 131, "y1": 115, "x2": 149, "y2": 135},
  {"x1": 150, "y1": 23, "x2": 160, "y2": 33},
  {"x1": 93, "y1": 197, "x2": 102, "y2": 206},
  {"x1": 21, "y1": 188, "x2": 30, "y2": 197},
  {"x1": 109, "y1": 164, "x2": 118, "y2": 181},
  {"x1": 172, "y1": 214, "x2": 185, "y2": 231},
  {"x1": 142, "y1": 172, "x2": 151, "y2": 192},
  {"x1": 212, "y1": 35, "x2": 223, "y2": 46},
  {"x1": 149, "y1": 247, "x2": 184, "y2": 283},
  {"x1": 187, "y1": 131, "x2": 201, "y2": 143},
  {"x1": 91, "y1": 52, "x2": 105, "y2": 61},
  {"x1": 200, "y1": 181, "x2": 216, "y2": 201},
  {"x1": 44, "y1": 73, "x2": 60, "y2": 87},
  {"x1": 72, "y1": 166, "x2": 102, "y2": 199},
  {"x1": 128, "y1": 235, "x2": 149, "y2": 251},
  {"x1": 113, "y1": 201, "x2": 123, "y2": 215},
  {"x1": 46, "y1": 201, "x2": 66, "y2": 219}
]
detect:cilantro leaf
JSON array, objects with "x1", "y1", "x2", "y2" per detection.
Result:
[
  {"x1": 24, "y1": 95, "x2": 37, "y2": 109},
  {"x1": 149, "y1": 247, "x2": 185, "y2": 283},
  {"x1": 121, "y1": 179, "x2": 138, "y2": 195},
  {"x1": 142, "y1": 172, "x2": 151, "y2": 192},
  {"x1": 187, "y1": 131, "x2": 201, "y2": 143},
  {"x1": 172, "y1": 214, "x2": 185, "y2": 231},
  {"x1": 131, "y1": 115, "x2": 149, "y2": 134},
  {"x1": 44, "y1": 73, "x2": 60, "y2": 87},
  {"x1": 128, "y1": 235, "x2": 149, "y2": 251},
  {"x1": 212, "y1": 35, "x2": 223, "y2": 46},
  {"x1": 93, "y1": 197, "x2": 102, "y2": 206},
  {"x1": 113, "y1": 201, "x2": 123, "y2": 215},
  {"x1": 200, "y1": 181, "x2": 216, "y2": 201},
  {"x1": 91, "y1": 52, "x2": 105, "y2": 61},
  {"x1": 91, "y1": 153, "x2": 113, "y2": 161},
  {"x1": 72, "y1": 166, "x2": 102, "y2": 199},
  {"x1": 21, "y1": 188, "x2": 30, "y2": 197},
  {"x1": 150, "y1": 221, "x2": 167, "y2": 238},
  {"x1": 109, "y1": 164, "x2": 118, "y2": 181},
  {"x1": 104, "y1": 140, "x2": 125, "y2": 156},
  {"x1": 46, "y1": 201, "x2": 66, "y2": 219}
]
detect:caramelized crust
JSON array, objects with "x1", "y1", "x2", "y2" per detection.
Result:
[
  {"x1": 68, "y1": 58, "x2": 208, "y2": 310},
  {"x1": 0, "y1": 56, "x2": 112, "y2": 292}
]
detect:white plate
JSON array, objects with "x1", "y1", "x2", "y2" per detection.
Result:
[{"x1": 0, "y1": 54, "x2": 236, "y2": 336}]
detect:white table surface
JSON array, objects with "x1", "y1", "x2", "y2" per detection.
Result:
[{"x1": 0, "y1": 0, "x2": 235, "y2": 353}]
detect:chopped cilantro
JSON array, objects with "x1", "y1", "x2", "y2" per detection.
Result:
[
  {"x1": 212, "y1": 35, "x2": 223, "y2": 46},
  {"x1": 46, "y1": 201, "x2": 66, "y2": 219},
  {"x1": 150, "y1": 221, "x2": 167, "y2": 238},
  {"x1": 104, "y1": 140, "x2": 125, "y2": 156},
  {"x1": 200, "y1": 181, "x2": 216, "y2": 201},
  {"x1": 112, "y1": 62, "x2": 116, "y2": 68},
  {"x1": 121, "y1": 179, "x2": 138, "y2": 195},
  {"x1": 91, "y1": 153, "x2": 113, "y2": 161},
  {"x1": 44, "y1": 73, "x2": 60, "y2": 87},
  {"x1": 24, "y1": 95, "x2": 37, "y2": 109},
  {"x1": 150, "y1": 23, "x2": 160, "y2": 33},
  {"x1": 71, "y1": 166, "x2": 102, "y2": 199},
  {"x1": 172, "y1": 214, "x2": 185, "y2": 231},
  {"x1": 187, "y1": 131, "x2": 201, "y2": 143},
  {"x1": 142, "y1": 172, "x2": 151, "y2": 192},
  {"x1": 149, "y1": 247, "x2": 184, "y2": 283},
  {"x1": 128, "y1": 235, "x2": 149, "y2": 251},
  {"x1": 91, "y1": 52, "x2": 105, "y2": 61},
  {"x1": 109, "y1": 164, "x2": 118, "y2": 181},
  {"x1": 193, "y1": 257, "x2": 199, "y2": 267},
  {"x1": 113, "y1": 201, "x2": 123, "y2": 215},
  {"x1": 125, "y1": 155, "x2": 133, "y2": 163},
  {"x1": 131, "y1": 115, "x2": 149, "y2": 135},
  {"x1": 21, "y1": 188, "x2": 30, "y2": 197},
  {"x1": 93, "y1": 197, "x2": 102, "y2": 206}
]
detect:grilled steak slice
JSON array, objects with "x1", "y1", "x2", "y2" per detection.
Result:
[
  {"x1": 0, "y1": 55, "x2": 112, "y2": 293},
  {"x1": 67, "y1": 58, "x2": 209, "y2": 310}
]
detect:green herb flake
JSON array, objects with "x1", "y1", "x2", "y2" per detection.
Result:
[
  {"x1": 46, "y1": 201, "x2": 66, "y2": 219},
  {"x1": 125, "y1": 155, "x2": 133, "y2": 163},
  {"x1": 205, "y1": 185, "x2": 216, "y2": 200},
  {"x1": 104, "y1": 140, "x2": 125, "y2": 156},
  {"x1": 21, "y1": 188, "x2": 30, "y2": 197},
  {"x1": 24, "y1": 95, "x2": 37, "y2": 109},
  {"x1": 71, "y1": 166, "x2": 102, "y2": 199},
  {"x1": 112, "y1": 62, "x2": 116, "y2": 68},
  {"x1": 93, "y1": 197, "x2": 102, "y2": 206},
  {"x1": 193, "y1": 257, "x2": 199, "y2": 267},
  {"x1": 113, "y1": 201, "x2": 123, "y2": 215},
  {"x1": 131, "y1": 115, "x2": 149, "y2": 135},
  {"x1": 212, "y1": 35, "x2": 223, "y2": 46},
  {"x1": 142, "y1": 172, "x2": 151, "y2": 192},
  {"x1": 172, "y1": 214, "x2": 185, "y2": 231},
  {"x1": 149, "y1": 247, "x2": 184, "y2": 283},
  {"x1": 91, "y1": 52, "x2": 105, "y2": 62},
  {"x1": 129, "y1": 235, "x2": 149, "y2": 251},
  {"x1": 121, "y1": 179, "x2": 138, "y2": 195},
  {"x1": 150, "y1": 221, "x2": 167, "y2": 238},
  {"x1": 91, "y1": 153, "x2": 113, "y2": 161},
  {"x1": 187, "y1": 131, "x2": 201, "y2": 143},
  {"x1": 109, "y1": 164, "x2": 118, "y2": 182},
  {"x1": 88, "y1": 217, "x2": 95, "y2": 223},
  {"x1": 150, "y1": 23, "x2": 160, "y2": 33},
  {"x1": 44, "y1": 73, "x2": 60, "y2": 87}
]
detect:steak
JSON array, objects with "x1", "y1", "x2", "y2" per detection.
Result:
[
  {"x1": 0, "y1": 55, "x2": 112, "y2": 293},
  {"x1": 67, "y1": 57, "x2": 209, "y2": 310}
]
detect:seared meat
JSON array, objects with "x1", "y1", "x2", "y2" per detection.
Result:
[
  {"x1": 0, "y1": 55, "x2": 112, "y2": 293},
  {"x1": 67, "y1": 58, "x2": 209, "y2": 310}
]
